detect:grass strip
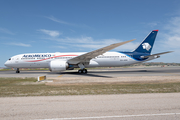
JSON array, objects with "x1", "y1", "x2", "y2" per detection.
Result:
[{"x1": 0, "y1": 77, "x2": 180, "y2": 97}]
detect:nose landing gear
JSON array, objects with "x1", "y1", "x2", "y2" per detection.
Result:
[{"x1": 16, "y1": 68, "x2": 20, "y2": 73}]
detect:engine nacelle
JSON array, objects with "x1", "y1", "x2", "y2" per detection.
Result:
[{"x1": 49, "y1": 60, "x2": 68, "y2": 72}]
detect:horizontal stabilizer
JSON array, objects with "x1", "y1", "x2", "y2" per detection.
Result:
[{"x1": 141, "y1": 51, "x2": 173, "y2": 59}]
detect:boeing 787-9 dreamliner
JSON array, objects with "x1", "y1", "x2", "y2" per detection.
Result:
[{"x1": 4, "y1": 30, "x2": 172, "y2": 74}]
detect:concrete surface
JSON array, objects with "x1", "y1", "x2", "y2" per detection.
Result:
[{"x1": 0, "y1": 93, "x2": 180, "y2": 120}]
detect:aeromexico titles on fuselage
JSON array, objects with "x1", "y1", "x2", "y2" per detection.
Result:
[
  {"x1": 22, "y1": 54, "x2": 52, "y2": 60},
  {"x1": 23, "y1": 54, "x2": 52, "y2": 58},
  {"x1": 21, "y1": 54, "x2": 78, "y2": 62}
]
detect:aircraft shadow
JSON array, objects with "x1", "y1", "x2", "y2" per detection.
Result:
[{"x1": 60, "y1": 72, "x2": 113, "y2": 78}]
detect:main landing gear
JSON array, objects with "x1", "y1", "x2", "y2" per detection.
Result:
[
  {"x1": 78, "y1": 69, "x2": 88, "y2": 74},
  {"x1": 16, "y1": 68, "x2": 20, "y2": 73},
  {"x1": 78, "y1": 63, "x2": 88, "y2": 74}
]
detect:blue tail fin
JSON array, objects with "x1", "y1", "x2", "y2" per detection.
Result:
[{"x1": 133, "y1": 30, "x2": 158, "y2": 54}]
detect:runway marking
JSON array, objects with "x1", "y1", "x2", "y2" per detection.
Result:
[
  {"x1": 36, "y1": 113, "x2": 180, "y2": 120},
  {"x1": 58, "y1": 75, "x2": 63, "y2": 77}
]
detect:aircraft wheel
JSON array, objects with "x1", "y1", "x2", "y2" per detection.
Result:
[
  {"x1": 82, "y1": 69, "x2": 87, "y2": 74},
  {"x1": 78, "y1": 69, "x2": 82, "y2": 74},
  {"x1": 78, "y1": 69, "x2": 87, "y2": 74},
  {"x1": 16, "y1": 68, "x2": 20, "y2": 73}
]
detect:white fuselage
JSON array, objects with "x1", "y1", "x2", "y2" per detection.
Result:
[{"x1": 4, "y1": 52, "x2": 154, "y2": 69}]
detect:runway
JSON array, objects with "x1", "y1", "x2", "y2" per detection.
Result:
[
  {"x1": 0, "y1": 93, "x2": 180, "y2": 120},
  {"x1": 0, "y1": 66, "x2": 180, "y2": 78}
]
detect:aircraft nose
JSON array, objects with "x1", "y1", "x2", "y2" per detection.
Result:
[{"x1": 4, "y1": 61, "x2": 9, "y2": 67}]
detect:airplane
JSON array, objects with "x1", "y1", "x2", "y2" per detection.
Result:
[{"x1": 4, "y1": 30, "x2": 173, "y2": 74}]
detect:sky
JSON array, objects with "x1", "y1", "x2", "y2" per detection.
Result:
[{"x1": 1, "y1": 0, "x2": 180, "y2": 67}]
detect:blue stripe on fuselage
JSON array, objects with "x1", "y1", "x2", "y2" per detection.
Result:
[{"x1": 118, "y1": 51, "x2": 150, "y2": 61}]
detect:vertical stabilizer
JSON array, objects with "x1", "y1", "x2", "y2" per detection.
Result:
[{"x1": 133, "y1": 30, "x2": 158, "y2": 54}]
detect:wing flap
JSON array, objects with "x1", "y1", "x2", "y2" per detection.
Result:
[{"x1": 68, "y1": 39, "x2": 135, "y2": 64}]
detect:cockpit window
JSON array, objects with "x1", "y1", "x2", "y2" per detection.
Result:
[{"x1": 9, "y1": 58, "x2": 11, "y2": 60}]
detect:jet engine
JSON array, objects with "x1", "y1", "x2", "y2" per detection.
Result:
[{"x1": 49, "y1": 60, "x2": 68, "y2": 72}]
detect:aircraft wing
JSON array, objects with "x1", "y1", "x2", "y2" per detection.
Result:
[
  {"x1": 141, "y1": 51, "x2": 173, "y2": 59},
  {"x1": 68, "y1": 39, "x2": 135, "y2": 64}
]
